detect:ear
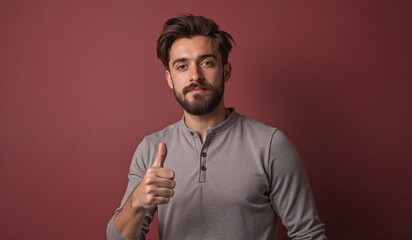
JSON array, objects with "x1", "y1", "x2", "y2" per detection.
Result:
[
  {"x1": 165, "y1": 70, "x2": 173, "y2": 89},
  {"x1": 223, "y1": 62, "x2": 232, "y2": 83}
]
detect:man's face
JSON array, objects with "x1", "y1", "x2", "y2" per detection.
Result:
[{"x1": 165, "y1": 36, "x2": 231, "y2": 116}]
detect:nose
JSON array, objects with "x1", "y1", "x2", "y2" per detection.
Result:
[{"x1": 189, "y1": 65, "x2": 203, "y2": 82}]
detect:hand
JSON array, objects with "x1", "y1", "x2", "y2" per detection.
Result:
[{"x1": 131, "y1": 142, "x2": 175, "y2": 210}]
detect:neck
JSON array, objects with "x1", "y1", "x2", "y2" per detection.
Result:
[{"x1": 184, "y1": 102, "x2": 229, "y2": 142}]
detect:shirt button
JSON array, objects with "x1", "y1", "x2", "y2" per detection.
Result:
[
  {"x1": 190, "y1": 131, "x2": 194, "y2": 136},
  {"x1": 201, "y1": 152, "x2": 207, "y2": 157},
  {"x1": 201, "y1": 165, "x2": 207, "y2": 171}
]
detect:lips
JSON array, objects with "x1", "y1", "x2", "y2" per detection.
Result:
[
  {"x1": 189, "y1": 87, "x2": 206, "y2": 92},
  {"x1": 183, "y1": 83, "x2": 210, "y2": 95}
]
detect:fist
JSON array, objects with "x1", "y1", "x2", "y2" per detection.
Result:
[{"x1": 131, "y1": 142, "x2": 175, "y2": 209}]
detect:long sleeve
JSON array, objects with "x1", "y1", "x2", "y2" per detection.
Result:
[
  {"x1": 268, "y1": 130, "x2": 327, "y2": 239},
  {"x1": 106, "y1": 139, "x2": 157, "y2": 240}
]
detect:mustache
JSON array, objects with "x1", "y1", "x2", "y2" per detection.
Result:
[{"x1": 183, "y1": 82, "x2": 213, "y2": 95}]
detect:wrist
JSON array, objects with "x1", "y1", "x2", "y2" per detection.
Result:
[{"x1": 129, "y1": 198, "x2": 147, "y2": 213}]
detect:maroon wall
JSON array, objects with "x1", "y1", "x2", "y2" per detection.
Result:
[{"x1": 1, "y1": 1, "x2": 411, "y2": 239}]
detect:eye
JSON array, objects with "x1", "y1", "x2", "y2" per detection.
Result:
[
  {"x1": 176, "y1": 64, "x2": 187, "y2": 71},
  {"x1": 201, "y1": 60, "x2": 214, "y2": 68}
]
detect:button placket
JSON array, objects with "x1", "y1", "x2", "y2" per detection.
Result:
[
  {"x1": 198, "y1": 135, "x2": 213, "y2": 183},
  {"x1": 199, "y1": 150, "x2": 207, "y2": 183}
]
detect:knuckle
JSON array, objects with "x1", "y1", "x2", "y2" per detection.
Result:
[
  {"x1": 143, "y1": 176, "x2": 155, "y2": 185},
  {"x1": 169, "y1": 170, "x2": 175, "y2": 179},
  {"x1": 146, "y1": 168, "x2": 158, "y2": 175},
  {"x1": 145, "y1": 185, "x2": 155, "y2": 194},
  {"x1": 146, "y1": 196, "x2": 156, "y2": 205}
]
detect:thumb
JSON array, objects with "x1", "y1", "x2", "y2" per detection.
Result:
[{"x1": 152, "y1": 142, "x2": 167, "y2": 168}]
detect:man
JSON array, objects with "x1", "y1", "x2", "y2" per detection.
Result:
[{"x1": 107, "y1": 14, "x2": 327, "y2": 240}]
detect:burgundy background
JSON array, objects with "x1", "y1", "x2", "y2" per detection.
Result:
[{"x1": 1, "y1": 0, "x2": 411, "y2": 239}]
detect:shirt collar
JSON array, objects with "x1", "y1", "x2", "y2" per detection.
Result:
[{"x1": 180, "y1": 108, "x2": 239, "y2": 137}]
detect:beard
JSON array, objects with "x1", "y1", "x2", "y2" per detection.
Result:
[{"x1": 173, "y1": 80, "x2": 225, "y2": 116}]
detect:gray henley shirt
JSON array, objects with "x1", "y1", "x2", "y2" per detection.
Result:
[{"x1": 107, "y1": 109, "x2": 326, "y2": 239}]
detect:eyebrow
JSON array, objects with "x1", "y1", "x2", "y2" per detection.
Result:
[
  {"x1": 198, "y1": 54, "x2": 218, "y2": 61},
  {"x1": 171, "y1": 54, "x2": 218, "y2": 67},
  {"x1": 171, "y1": 57, "x2": 189, "y2": 67}
]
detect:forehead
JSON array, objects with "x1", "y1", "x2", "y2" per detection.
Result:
[{"x1": 169, "y1": 36, "x2": 221, "y2": 62}]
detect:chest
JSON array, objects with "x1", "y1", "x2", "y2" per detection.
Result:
[{"x1": 163, "y1": 139, "x2": 271, "y2": 209}]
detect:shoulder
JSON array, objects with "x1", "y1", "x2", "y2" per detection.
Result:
[
  {"x1": 143, "y1": 121, "x2": 181, "y2": 145},
  {"x1": 234, "y1": 113, "x2": 294, "y2": 149},
  {"x1": 236, "y1": 114, "x2": 279, "y2": 136},
  {"x1": 132, "y1": 121, "x2": 181, "y2": 165}
]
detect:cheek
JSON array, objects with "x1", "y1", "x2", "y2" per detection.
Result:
[
  {"x1": 202, "y1": 68, "x2": 219, "y2": 78},
  {"x1": 172, "y1": 81, "x2": 184, "y2": 92},
  {"x1": 168, "y1": 72, "x2": 184, "y2": 89},
  {"x1": 209, "y1": 70, "x2": 225, "y2": 84}
]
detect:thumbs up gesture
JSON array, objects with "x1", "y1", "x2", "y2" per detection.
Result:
[
  {"x1": 131, "y1": 142, "x2": 175, "y2": 210},
  {"x1": 152, "y1": 142, "x2": 168, "y2": 168}
]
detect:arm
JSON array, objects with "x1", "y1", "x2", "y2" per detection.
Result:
[
  {"x1": 269, "y1": 130, "x2": 327, "y2": 239},
  {"x1": 107, "y1": 142, "x2": 175, "y2": 240}
]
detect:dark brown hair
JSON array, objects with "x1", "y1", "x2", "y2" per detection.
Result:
[{"x1": 157, "y1": 14, "x2": 234, "y2": 69}]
